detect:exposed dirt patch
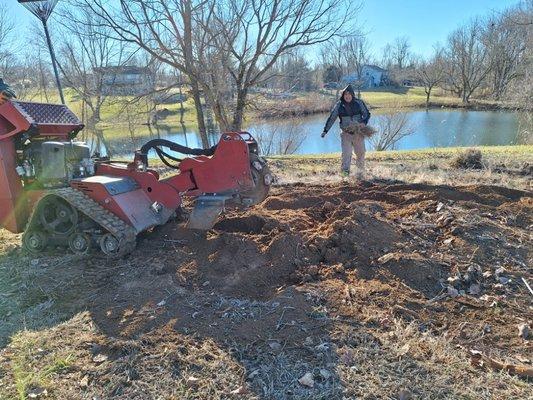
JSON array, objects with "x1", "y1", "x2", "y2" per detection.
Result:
[{"x1": 1, "y1": 181, "x2": 532, "y2": 399}]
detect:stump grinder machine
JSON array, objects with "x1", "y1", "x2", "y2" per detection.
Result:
[{"x1": 0, "y1": 100, "x2": 271, "y2": 257}]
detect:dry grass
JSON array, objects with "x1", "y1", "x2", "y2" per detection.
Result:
[{"x1": 268, "y1": 146, "x2": 532, "y2": 191}]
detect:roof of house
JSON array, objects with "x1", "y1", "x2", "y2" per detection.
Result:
[{"x1": 94, "y1": 66, "x2": 150, "y2": 75}]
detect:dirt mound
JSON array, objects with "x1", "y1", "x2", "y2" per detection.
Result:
[{"x1": 2, "y1": 180, "x2": 532, "y2": 399}]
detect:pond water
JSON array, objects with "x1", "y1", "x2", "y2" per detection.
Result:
[{"x1": 99, "y1": 109, "x2": 523, "y2": 158}]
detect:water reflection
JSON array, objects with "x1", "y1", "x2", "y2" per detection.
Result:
[{"x1": 90, "y1": 109, "x2": 522, "y2": 158}]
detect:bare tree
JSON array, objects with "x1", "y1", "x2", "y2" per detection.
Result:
[
  {"x1": 414, "y1": 48, "x2": 447, "y2": 108},
  {"x1": 53, "y1": 4, "x2": 131, "y2": 156},
  {"x1": 445, "y1": 18, "x2": 492, "y2": 103},
  {"x1": 342, "y1": 32, "x2": 370, "y2": 98},
  {"x1": 485, "y1": 8, "x2": 528, "y2": 99},
  {"x1": 201, "y1": 0, "x2": 360, "y2": 131},
  {"x1": 371, "y1": 109, "x2": 416, "y2": 151},
  {"x1": 254, "y1": 119, "x2": 306, "y2": 156}
]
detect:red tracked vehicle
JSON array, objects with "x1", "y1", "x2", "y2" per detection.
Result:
[{"x1": 0, "y1": 100, "x2": 271, "y2": 256}]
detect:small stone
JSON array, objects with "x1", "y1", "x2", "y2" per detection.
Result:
[
  {"x1": 319, "y1": 369, "x2": 331, "y2": 380},
  {"x1": 27, "y1": 387, "x2": 48, "y2": 398},
  {"x1": 518, "y1": 323, "x2": 529, "y2": 339},
  {"x1": 398, "y1": 388, "x2": 412, "y2": 400},
  {"x1": 202, "y1": 281, "x2": 210, "y2": 287},
  {"x1": 185, "y1": 376, "x2": 200, "y2": 386},
  {"x1": 468, "y1": 284, "x2": 481, "y2": 296},
  {"x1": 157, "y1": 300, "x2": 166, "y2": 307},
  {"x1": 298, "y1": 372, "x2": 314, "y2": 388},
  {"x1": 495, "y1": 267, "x2": 506, "y2": 276},
  {"x1": 447, "y1": 286, "x2": 459, "y2": 298},
  {"x1": 92, "y1": 354, "x2": 108, "y2": 363},
  {"x1": 303, "y1": 336, "x2": 313, "y2": 346},
  {"x1": 268, "y1": 341, "x2": 282, "y2": 351},
  {"x1": 436, "y1": 202, "x2": 445, "y2": 212},
  {"x1": 230, "y1": 386, "x2": 248, "y2": 395},
  {"x1": 498, "y1": 276, "x2": 510, "y2": 285},
  {"x1": 483, "y1": 324, "x2": 492, "y2": 333},
  {"x1": 30, "y1": 259, "x2": 39, "y2": 267}
]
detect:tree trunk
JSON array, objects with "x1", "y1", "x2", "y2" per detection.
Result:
[
  {"x1": 425, "y1": 88, "x2": 431, "y2": 109},
  {"x1": 190, "y1": 79, "x2": 209, "y2": 148},
  {"x1": 231, "y1": 88, "x2": 248, "y2": 131}
]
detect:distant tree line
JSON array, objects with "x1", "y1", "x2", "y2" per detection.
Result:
[{"x1": 0, "y1": 1, "x2": 531, "y2": 148}]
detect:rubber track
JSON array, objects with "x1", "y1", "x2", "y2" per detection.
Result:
[{"x1": 23, "y1": 187, "x2": 137, "y2": 257}]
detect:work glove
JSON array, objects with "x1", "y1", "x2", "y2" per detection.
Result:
[{"x1": 321, "y1": 130, "x2": 327, "y2": 138}]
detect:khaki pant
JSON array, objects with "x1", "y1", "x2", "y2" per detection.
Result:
[{"x1": 341, "y1": 131, "x2": 365, "y2": 173}]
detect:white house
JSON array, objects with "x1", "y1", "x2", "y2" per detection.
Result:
[{"x1": 341, "y1": 65, "x2": 387, "y2": 88}]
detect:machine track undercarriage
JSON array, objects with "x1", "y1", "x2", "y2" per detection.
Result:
[{"x1": 0, "y1": 100, "x2": 272, "y2": 257}]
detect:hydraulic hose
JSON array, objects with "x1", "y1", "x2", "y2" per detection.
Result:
[{"x1": 139, "y1": 139, "x2": 217, "y2": 169}]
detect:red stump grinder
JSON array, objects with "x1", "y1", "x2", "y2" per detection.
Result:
[{"x1": 0, "y1": 100, "x2": 272, "y2": 257}]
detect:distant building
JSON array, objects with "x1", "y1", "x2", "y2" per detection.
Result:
[
  {"x1": 341, "y1": 65, "x2": 388, "y2": 88},
  {"x1": 95, "y1": 66, "x2": 155, "y2": 96}
]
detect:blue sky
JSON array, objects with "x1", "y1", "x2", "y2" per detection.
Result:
[{"x1": 5, "y1": 0, "x2": 522, "y2": 59}]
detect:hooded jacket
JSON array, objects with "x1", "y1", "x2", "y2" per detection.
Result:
[{"x1": 322, "y1": 85, "x2": 370, "y2": 135}]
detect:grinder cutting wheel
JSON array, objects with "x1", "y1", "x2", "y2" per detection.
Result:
[{"x1": 0, "y1": 83, "x2": 272, "y2": 257}]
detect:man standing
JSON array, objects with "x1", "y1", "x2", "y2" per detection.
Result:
[{"x1": 321, "y1": 84, "x2": 371, "y2": 178}]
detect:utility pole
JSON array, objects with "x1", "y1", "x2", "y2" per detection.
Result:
[{"x1": 18, "y1": 0, "x2": 65, "y2": 104}]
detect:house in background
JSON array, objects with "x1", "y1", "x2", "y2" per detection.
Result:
[
  {"x1": 341, "y1": 65, "x2": 388, "y2": 89},
  {"x1": 95, "y1": 66, "x2": 155, "y2": 96}
]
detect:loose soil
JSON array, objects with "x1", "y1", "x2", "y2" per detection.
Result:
[{"x1": 0, "y1": 180, "x2": 531, "y2": 399}]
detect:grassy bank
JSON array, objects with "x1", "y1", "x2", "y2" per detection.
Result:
[{"x1": 267, "y1": 145, "x2": 532, "y2": 191}]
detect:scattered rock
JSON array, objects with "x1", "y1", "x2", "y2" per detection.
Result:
[
  {"x1": 468, "y1": 284, "x2": 481, "y2": 296},
  {"x1": 30, "y1": 259, "x2": 40, "y2": 267},
  {"x1": 436, "y1": 202, "x2": 445, "y2": 212},
  {"x1": 483, "y1": 324, "x2": 492, "y2": 333},
  {"x1": 518, "y1": 324, "x2": 529, "y2": 340},
  {"x1": 202, "y1": 281, "x2": 210, "y2": 287},
  {"x1": 157, "y1": 300, "x2": 166, "y2": 307},
  {"x1": 298, "y1": 372, "x2": 314, "y2": 388},
  {"x1": 498, "y1": 276, "x2": 510, "y2": 285},
  {"x1": 319, "y1": 369, "x2": 331, "y2": 380},
  {"x1": 303, "y1": 336, "x2": 313, "y2": 346},
  {"x1": 27, "y1": 386, "x2": 48, "y2": 398},
  {"x1": 185, "y1": 376, "x2": 200, "y2": 387},
  {"x1": 230, "y1": 386, "x2": 248, "y2": 395},
  {"x1": 495, "y1": 267, "x2": 506, "y2": 276},
  {"x1": 398, "y1": 388, "x2": 412, "y2": 400},
  {"x1": 447, "y1": 286, "x2": 459, "y2": 298},
  {"x1": 268, "y1": 341, "x2": 282, "y2": 351},
  {"x1": 92, "y1": 354, "x2": 108, "y2": 363}
]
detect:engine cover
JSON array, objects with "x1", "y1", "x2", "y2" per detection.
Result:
[{"x1": 33, "y1": 141, "x2": 93, "y2": 185}]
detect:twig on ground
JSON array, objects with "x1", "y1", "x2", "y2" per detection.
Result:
[{"x1": 521, "y1": 277, "x2": 533, "y2": 296}]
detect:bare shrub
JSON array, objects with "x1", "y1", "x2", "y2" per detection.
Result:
[
  {"x1": 370, "y1": 110, "x2": 416, "y2": 151},
  {"x1": 450, "y1": 149, "x2": 483, "y2": 169},
  {"x1": 254, "y1": 120, "x2": 306, "y2": 156}
]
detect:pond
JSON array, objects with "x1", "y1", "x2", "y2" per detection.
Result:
[{"x1": 97, "y1": 109, "x2": 523, "y2": 158}]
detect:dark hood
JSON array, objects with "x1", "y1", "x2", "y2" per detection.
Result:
[{"x1": 340, "y1": 84, "x2": 356, "y2": 102}]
